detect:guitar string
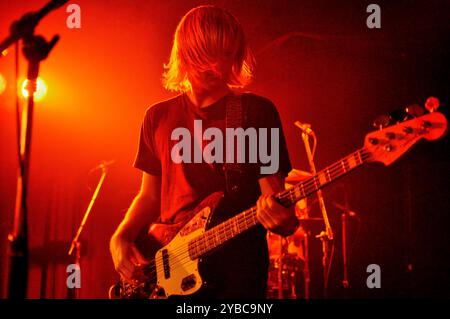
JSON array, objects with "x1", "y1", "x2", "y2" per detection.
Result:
[
  {"x1": 124, "y1": 205, "x2": 261, "y2": 291},
  {"x1": 124, "y1": 154, "x2": 368, "y2": 293},
  {"x1": 136, "y1": 206, "x2": 259, "y2": 279},
  {"x1": 135, "y1": 152, "x2": 373, "y2": 286},
  {"x1": 138, "y1": 149, "x2": 371, "y2": 278},
  {"x1": 149, "y1": 149, "x2": 371, "y2": 273},
  {"x1": 148, "y1": 148, "x2": 370, "y2": 267},
  {"x1": 127, "y1": 149, "x2": 371, "y2": 287},
  {"x1": 135, "y1": 149, "x2": 371, "y2": 283},
  {"x1": 156, "y1": 148, "x2": 369, "y2": 263}
]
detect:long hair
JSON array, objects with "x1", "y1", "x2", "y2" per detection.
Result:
[{"x1": 163, "y1": 5, "x2": 255, "y2": 92}]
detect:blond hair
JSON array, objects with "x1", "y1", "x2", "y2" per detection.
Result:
[{"x1": 163, "y1": 5, "x2": 255, "y2": 92}]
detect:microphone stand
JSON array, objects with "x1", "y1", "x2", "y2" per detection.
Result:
[
  {"x1": 4, "y1": 1, "x2": 65, "y2": 298},
  {"x1": 0, "y1": 0, "x2": 68, "y2": 55},
  {"x1": 67, "y1": 164, "x2": 110, "y2": 299},
  {"x1": 299, "y1": 128, "x2": 334, "y2": 299}
]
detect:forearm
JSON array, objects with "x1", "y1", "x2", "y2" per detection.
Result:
[{"x1": 114, "y1": 194, "x2": 160, "y2": 241}]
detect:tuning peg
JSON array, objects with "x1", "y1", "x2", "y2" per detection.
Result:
[
  {"x1": 405, "y1": 104, "x2": 425, "y2": 117},
  {"x1": 372, "y1": 115, "x2": 391, "y2": 130},
  {"x1": 425, "y1": 96, "x2": 440, "y2": 112}
]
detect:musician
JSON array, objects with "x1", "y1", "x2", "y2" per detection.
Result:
[{"x1": 110, "y1": 5, "x2": 298, "y2": 298}]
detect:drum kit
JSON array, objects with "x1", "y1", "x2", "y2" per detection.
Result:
[{"x1": 266, "y1": 169, "x2": 325, "y2": 299}]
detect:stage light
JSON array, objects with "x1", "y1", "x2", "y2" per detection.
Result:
[
  {"x1": 0, "y1": 73, "x2": 6, "y2": 95},
  {"x1": 1, "y1": 49, "x2": 7, "y2": 57},
  {"x1": 20, "y1": 77, "x2": 47, "y2": 101}
]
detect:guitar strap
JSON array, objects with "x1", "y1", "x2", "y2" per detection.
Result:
[{"x1": 224, "y1": 92, "x2": 247, "y2": 199}]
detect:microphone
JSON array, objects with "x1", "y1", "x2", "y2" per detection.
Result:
[
  {"x1": 295, "y1": 121, "x2": 314, "y2": 136},
  {"x1": 89, "y1": 160, "x2": 116, "y2": 173},
  {"x1": 0, "y1": 0, "x2": 69, "y2": 54}
]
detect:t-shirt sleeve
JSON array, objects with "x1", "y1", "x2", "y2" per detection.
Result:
[
  {"x1": 133, "y1": 108, "x2": 162, "y2": 175},
  {"x1": 258, "y1": 100, "x2": 292, "y2": 178}
]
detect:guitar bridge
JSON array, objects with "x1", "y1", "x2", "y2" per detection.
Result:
[{"x1": 181, "y1": 274, "x2": 197, "y2": 291}]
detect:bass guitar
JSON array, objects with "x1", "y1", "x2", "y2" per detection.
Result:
[{"x1": 110, "y1": 109, "x2": 447, "y2": 299}]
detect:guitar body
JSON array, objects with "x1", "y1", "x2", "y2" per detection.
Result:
[{"x1": 153, "y1": 193, "x2": 221, "y2": 297}]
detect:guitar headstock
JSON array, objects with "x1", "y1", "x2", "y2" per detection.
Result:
[{"x1": 364, "y1": 112, "x2": 447, "y2": 166}]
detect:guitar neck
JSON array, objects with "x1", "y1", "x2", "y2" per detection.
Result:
[{"x1": 188, "y1": 148, "x2": 370, "y2": 259}]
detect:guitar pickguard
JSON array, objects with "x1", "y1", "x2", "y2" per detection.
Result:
[
  {"x1": 152, "y1": 191, "x2": 224, "y2": 297},
  {"x1": 154, "y1": 206, "x2": 210, "y2": 296}
]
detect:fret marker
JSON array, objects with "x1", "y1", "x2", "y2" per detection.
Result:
[
  {"x1": 314, "y1": 176, "x2": 320, "y2": 189},
  {"x1": 327, "y1": 169, "x2": 332, "y2": 181},
  {"x1": 357, "y1": 150, "x2": 363, "y2": 165},
  {"x1": 341, "y1": 160, "x2": 347, "y2": 172}
]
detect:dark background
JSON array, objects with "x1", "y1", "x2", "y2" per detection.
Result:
[{"x1": 0, "y1": 0, "x2": 449, "y2": 298}]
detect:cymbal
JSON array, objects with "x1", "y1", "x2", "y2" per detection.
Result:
[{"x1": 285, "y1": 169, "x2": 312, "y2": 185}]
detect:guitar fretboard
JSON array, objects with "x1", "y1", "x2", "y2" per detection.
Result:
[{"x1": 188, "y1": 148, "x2": 370, "y2": 259}]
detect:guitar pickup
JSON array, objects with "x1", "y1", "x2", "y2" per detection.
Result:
[{"x1": 162, "y1": 249, "x2": 170, "y2": 279}]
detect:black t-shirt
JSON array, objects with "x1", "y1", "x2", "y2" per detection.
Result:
[
  {"x1": 134, "y1": 91, "x2": 292, "y2": 222},
  {"x1": 133, "y1": 91, "x2": 292, "y2": 298}
]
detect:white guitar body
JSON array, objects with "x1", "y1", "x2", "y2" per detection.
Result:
[{"x1": 154, "y1": 206, "x2": 212, "y2": 297}]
